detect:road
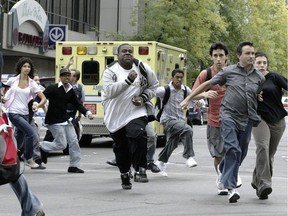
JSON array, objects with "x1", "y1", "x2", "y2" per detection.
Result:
[{"x1": 0, "y1": 120, "x2": 287, "y2": 216}]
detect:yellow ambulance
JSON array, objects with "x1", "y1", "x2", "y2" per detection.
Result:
[{"x1": 55, "y1": 41, "x2": 187, "y2": 146}]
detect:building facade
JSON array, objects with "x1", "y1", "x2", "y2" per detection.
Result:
[{"x1": 0, "y1": 0, "x2": 144, "y2": 77}]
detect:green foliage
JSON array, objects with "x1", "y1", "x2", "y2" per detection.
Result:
[{"x1": 129, "y1": 0, "x2": 288, "y2": 83}]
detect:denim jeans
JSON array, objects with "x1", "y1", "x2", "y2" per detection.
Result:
[
  {"x1": 146, "y1": 123, "x2": 157, "y2": 162},
  {"x1": 10, "y1": 175, "x2": 43, "y2": 216},
  {"x1": 9, "y1": 113, "x2": 36, "y2": 160},
  {"x1": 219, "y1": 119, "x2": 253, "y2": 189},
  {"x1": 41, "y1": 122, "x2": 80, "y2": 167}
]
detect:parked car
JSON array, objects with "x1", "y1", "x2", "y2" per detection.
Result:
[
  {"x1": 282, "y1": 96, "x2": 288, "y2": 113},
  {"x1": 188, "y1": 99, "x2": 208, "y2": 125}
]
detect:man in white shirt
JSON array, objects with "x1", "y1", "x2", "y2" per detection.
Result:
[{"x1": 102, "y1": 43, "x2": 158, "y2": 189}]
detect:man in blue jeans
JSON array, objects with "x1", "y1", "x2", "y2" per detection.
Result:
[{"x1": 181, "y1": 41, "x2": 265, "y2": 203}]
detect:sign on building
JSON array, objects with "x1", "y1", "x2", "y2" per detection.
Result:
[{"x1": 48, "y1": 25, "x2": 68, "y2": 49}]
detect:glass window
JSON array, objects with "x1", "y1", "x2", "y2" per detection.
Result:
[{"x1": 82, "y1": 61, "x2": 99, "y2": 85}]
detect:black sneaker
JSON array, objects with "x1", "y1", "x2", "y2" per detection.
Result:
[
  {"x1": 147, "y1": 162, "x2": 160, "y2": 173},
  {"x1": 106, "y1": 158, "x2": 117, "y2": 167},
  {"x1": 257, "y1": 185, "x2": 272, "y2": 200},
  {"x1": 68, "y1": 167, "x2": 84, "y2": 173},
  {"x1": 40, "y1": 148, "x2": 48, "y2": 164},
  {"x1": 134, "y1": 167, "x2": 149, "y2": 183},
  {"x1": 121, "y1": 173, "x2": 132, "y2": 190}
]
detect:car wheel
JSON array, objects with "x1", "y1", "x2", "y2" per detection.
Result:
[
  {"x1": 63, "y1": 145, "x2": 69, "y2": 155},
  {"x1": 157, "y1": 136, "x2": 166, "y2": 148},
  {"x1": 79, "y1": 134, "x2": 92, "y2": 147}
]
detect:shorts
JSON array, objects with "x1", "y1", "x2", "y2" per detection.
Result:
[{"x1": 207, "y1": 125, "x2": 225, "y2": 158}]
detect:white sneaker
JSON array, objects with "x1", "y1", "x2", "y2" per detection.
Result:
[
  {"x1": 155, "y1": 160, "x2": 168, "y2": 177},
  {"x1": 216, "y1": 173, "x2": 225, "y2": 190},
  {"x1": 186, "y1": 157, "x2": 197, "y2": 168},
  {"x1": 236, "y1": 174, "x2": 242, "y2": 188},
  {"x1": 228, "y1": 189, "x2": 240, "y2": 203},
  {"x1": 25, "y1": 159, "x2": 39, "y2": 168}
]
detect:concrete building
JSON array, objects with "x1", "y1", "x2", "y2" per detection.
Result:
[{"x1": 0, "y1": 0, "x2": 144, "y2": 77}]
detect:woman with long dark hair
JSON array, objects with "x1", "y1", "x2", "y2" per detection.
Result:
[
  {"x1": 3, "y1": 57, "x2": 46, "y2": 168},
  {"x1": 251, "y1": 52, "x2": 287, "y2": 199}
]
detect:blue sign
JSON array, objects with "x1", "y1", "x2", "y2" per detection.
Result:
[{"x1": 48, "y1": 25, "x2": 67, "y2": 46}]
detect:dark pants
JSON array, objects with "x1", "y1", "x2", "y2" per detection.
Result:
[{"x1": 110, "y1": 116, "x2": 148, "y2": 173}]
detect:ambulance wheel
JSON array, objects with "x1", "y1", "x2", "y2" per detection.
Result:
[
  {"x1": 157, "y1": 136, "x2": 166, "y2": 148},
  {"x1": 63, "y1": 145, "x2": 69, "y2": 155},
  {"x1": 79, "y1": 135, "x2": 92, "y2": 147}
]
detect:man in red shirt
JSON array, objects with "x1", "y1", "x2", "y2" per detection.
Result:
[{"x1": 192, "y1": 42, "x2": 230, "y2": 195}]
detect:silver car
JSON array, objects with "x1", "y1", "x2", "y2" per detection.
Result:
[{"x1": 188, "y1": 99, "x2": 208, "y2": 125}]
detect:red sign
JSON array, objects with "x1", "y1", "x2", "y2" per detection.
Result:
[{"x1": 84, "y1": 104, "x2": 96, "y2": 115}]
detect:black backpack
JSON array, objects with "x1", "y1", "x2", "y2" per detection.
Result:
[
  {"x1": 155, "y1": 85, "x2": 187, "y2": 122},
  {"x1": 205, "y1": 67, "x2": 212, "y2": 81}
]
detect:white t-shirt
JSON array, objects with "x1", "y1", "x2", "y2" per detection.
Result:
[{"x1": 9, "y1": 86, "x2": 30, "y2": 115}]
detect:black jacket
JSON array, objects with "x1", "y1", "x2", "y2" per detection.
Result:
[{"x1": 43, "y1": 83, "x2": 88, "y2": 124}]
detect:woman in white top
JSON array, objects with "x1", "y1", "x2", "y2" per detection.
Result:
[{"x1": 3, "y1": 57, "x2": 46, "y2": 168}]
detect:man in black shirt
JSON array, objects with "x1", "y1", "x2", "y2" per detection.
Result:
[{"x1": 40, "y1": 68, "x2": 93, "y2": 173}]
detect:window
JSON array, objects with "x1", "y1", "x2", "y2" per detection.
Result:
[{"x1": 82, "y1": 60, "x2": 99, "y2": 85}]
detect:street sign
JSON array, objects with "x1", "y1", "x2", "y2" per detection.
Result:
[{"x1": 48, "y1": 25, "x2": 67, "y2": 46}]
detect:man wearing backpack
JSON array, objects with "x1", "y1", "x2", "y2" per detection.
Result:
[
  {"x1": 192, "y1": 42, "x2": 233, "y2": 195},
  {"x1": 154, "y1": 69, "x2": 207, "y2": 176},
  {"x1": 102, "y1": 43, "x2": 158, "y2": 189},
  {"x1": 0, "y1": 51, "x2": 45, "y2": 216}
]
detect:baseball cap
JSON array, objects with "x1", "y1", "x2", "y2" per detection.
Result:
[{"x1": 60, "y1": 68, "x2": 71, "y2": 76}]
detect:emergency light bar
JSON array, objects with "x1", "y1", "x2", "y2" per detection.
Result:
[
  {"x1": 139, "y1": 47, "x2": 149, "y2": 55},
  {"x1": 62, "y1": 47, "x2": 72, "y2": 55},
  {"x1": 77, "y1": 47, "x2": 87, "y2": 55}
]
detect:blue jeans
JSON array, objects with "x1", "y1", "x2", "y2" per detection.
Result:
[
  {"x1": 41, "y1": 122, "x2": 81, "y2": 167},
  {"x1": 219, "y1": 119, "x2": 253, "y2": 189},
  {"x1": 146, "y1": 123, "x2": 157, "y2": 162},
  {"x1": 9, "y1": 113, "x2": 36, "y2": 160},
  {"x1": 10, "y1": 175, "x2": 43, "y2": 216}
]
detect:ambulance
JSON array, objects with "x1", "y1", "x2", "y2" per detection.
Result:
[{"x1": 55, "y1": 41, "x2": 188, "y2": 146}]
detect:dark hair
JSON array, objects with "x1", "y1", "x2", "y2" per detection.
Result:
[
  {"x1": 71, "y1": 69, "x2": 80, "y2": 81},
  {"x1": 236, "y1": 41, "x2": 254, "y2": 56},
  {"x1": 209, "y1": 42, "x2": 229, "y2": 56},
  {"x1": 255, "y1": 52, "x2": 269, "y2": 66},
  {"x1": 15, "y1": 57, "x2": 35, "y2": 79},
  {"x1": 117, "y1": 43, "x2": 132, "y2": 54},
  {"x1": 172, "y1": 68, "x2": 184, "y2": 77}
]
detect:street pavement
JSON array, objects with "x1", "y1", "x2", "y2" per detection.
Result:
[{"x1": 0, "y1": 119, "x2": 287, "y2": 216}]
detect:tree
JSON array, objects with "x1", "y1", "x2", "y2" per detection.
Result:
[{"x1": 129, "y1": 0, "x2": 287, "y2": 82}]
